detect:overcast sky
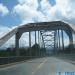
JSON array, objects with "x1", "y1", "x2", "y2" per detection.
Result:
[{"x1": 0, "y1": 0, "x2": 75, "y2": 48}]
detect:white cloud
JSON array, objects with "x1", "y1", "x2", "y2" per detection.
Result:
[
  {"x1": 13, "y1": 4, "x2": 49, "y2": 24},
  {"x1": 56, "y1": 0, "x2": 75, "y2": 19},
  {"x1": 12, "y1": 0, "x2": 75, "y2": 24},
  {"x1": 12, "y1": 0, "x2": 57, "y2": 24},
  {"x1": 0, "y1": 4, "x2": 9, "y2": 16},
  {"x1": 18, "y1": 0, "x2": 38, "y2": 10}
]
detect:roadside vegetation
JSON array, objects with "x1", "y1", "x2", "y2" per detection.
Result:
[{"x1": 0, "y1": 44, "x2": 46, "y2": 57}]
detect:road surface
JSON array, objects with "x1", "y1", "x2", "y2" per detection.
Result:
[{"x1": 0, "y1": 57, "x2": 75, "y2": 75}]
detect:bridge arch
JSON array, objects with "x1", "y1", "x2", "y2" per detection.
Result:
[
  {"x1": 15, "y1": 21, "x2": 74, "y2": 55},
  {"x1": 0, "y1": 21, "x2": 74, "y2": 56}
]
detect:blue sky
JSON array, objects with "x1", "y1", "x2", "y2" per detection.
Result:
[
  {"x1": 0, "y1": 0, "x2": 56, "y2": 27},
  {"x1": 49, "y1": 0, "x2": 56, "y2": 6},
  {"x1": 0, "y1": 0, "x2": 21, "y2": 27},
  {"x1": 0, "y1": 0, "x2": 75, "y2": 48},
  {"x1": 0, "y1": 0, "x2": 18, "y2": 10}
]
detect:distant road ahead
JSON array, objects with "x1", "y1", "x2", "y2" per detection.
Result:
[{"x1": 0, "y1": 57, "x2": 75, "y2": 75}]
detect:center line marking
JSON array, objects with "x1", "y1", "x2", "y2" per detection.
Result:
[{"x1": 31, "y1": 59, "x2": 48, "y2": 75}]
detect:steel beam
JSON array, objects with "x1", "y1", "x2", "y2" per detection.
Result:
[
  {"x1": 38, "y1": 31, "x2": 39, "y2": 44},
  {"x1": 29, "y1": 32, "x2": 31, "y2": 47},
  {"x1": 15, "y1": 32, "x2": 22, "y2": 56},
  {"x1": 61, "y1": 30, "x2": 64, "y2": 50},
  {"x1": 42, "y1": 34, "x2": 54, "y2": 36},
  {"x1": 56, "y1": 30, "x2": 58, "y2": 51},
  {"x1": 54, "y1": 30, "x2": 56, "y2": 53},
  {"x1": 44, "y1": 39, "x2": 54, "y2": 41},
  {"x1": 29, "y1": 31, "x2": 31, "y2": 56},
  {"x1": 40, "y1": 31, "x2": 45, "y2": 48},
  {"x1": 41, "y1": 30, "x2": 55, "y2": 50},
  {"x1": 35, "y1": 31, "x2": 37, "y2": 44},
  {"x1": 58, "y1": 30, "x2": 60, "y2": 50},
  {"x1": 68, "y1": 31, "x2": 74, "y2": 53}
]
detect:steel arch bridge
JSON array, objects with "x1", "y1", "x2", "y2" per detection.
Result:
[{"x1": 0, "y1": 21, "x2": 75, "y2": 56}]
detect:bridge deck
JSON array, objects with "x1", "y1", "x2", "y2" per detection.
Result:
[{"x1": 0, "y1": 57, "x2": 75, "y2": 75}]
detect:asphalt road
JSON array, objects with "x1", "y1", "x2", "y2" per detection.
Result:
[{"x1": 0, "y1": 57, "x2": 75, "y2": 75}]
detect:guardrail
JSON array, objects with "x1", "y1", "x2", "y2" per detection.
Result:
[
  {"x1": 0, "y1": 56, "x2": 46, "y2": 65},
  {"x1": 0, "y1": 56, "x2": 34, "y2": 65}
]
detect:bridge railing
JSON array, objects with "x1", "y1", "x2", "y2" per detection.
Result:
[
  {"x1": 0, "y1": 55, "x2": 47, "y2": 65},
  {"x1": 0, "y1": 56, "x2": 36, "y2": 65}
]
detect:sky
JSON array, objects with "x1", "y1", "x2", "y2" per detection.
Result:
[{"x1": 0, "y1": 0, "x2": 75, "y2": 48}]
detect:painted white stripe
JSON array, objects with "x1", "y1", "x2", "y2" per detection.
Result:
[{"x1": 31, "y1": 59, "x2": 48, "y2": 75}]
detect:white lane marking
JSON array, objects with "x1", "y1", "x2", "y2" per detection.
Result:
[{"x1": 31, "y1": 59, "x2": 48, "y2": 75}]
